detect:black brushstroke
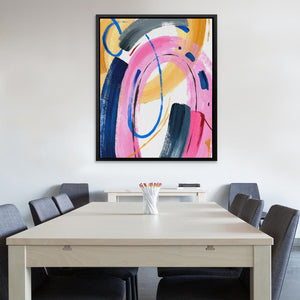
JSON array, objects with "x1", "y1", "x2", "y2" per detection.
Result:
[
  {"x1": 160, "y1": 103, "x2": 191, "y2": 158},
  {"x1": 119, "y1": 19, "x2": 188, "y2": 51}
]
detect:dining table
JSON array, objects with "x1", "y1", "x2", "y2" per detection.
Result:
[{"x1": 7, "y1": 202, "x2": 273, "y2": 300}]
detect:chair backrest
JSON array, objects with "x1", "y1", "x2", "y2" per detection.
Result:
[
  {"x1": 52, "y1": 193, "x2": 75, "y2": 214},
  {"x1": 239, "y1": 198, "x2": 264, "y2": 228},
  {"x1": 0, "y1": 204, "x2": 27, "y2": 300},
  {"x1": 0, "y1": 204, "x2": 47, "y2": 300},
  {"x1": 229, "y1": 183, "x2": 260, "y2": 208},
  {"x1": 228, "y1": 193, "x2": 250, "y2": 217},
  {"x1": 261, "y1": 205, "x2": 299, "y2": 300},
  {"x1": 29, "y1": 197, "x2": 60, "y2": 225},
  {"x1": 60, "y1": 183, "x2": 89, "y2": 209},
  {"x1": 240, "y1": 205, "x2": 299, "y2": 300}
]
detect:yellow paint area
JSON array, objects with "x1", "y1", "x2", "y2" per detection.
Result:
[
  {"x1": 207, "y1": 19, "x2": 211, "y2": 42},
  {"x1": 100, "y1": 19, "x2": 135, "y2": 89},
  {"x1": 139, "y1": 62, "x2": 186, "y2": 104},
  {"x1": 205, "y1": 138, "x2": 211, "y2": 157}
]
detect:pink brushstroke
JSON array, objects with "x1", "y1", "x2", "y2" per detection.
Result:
[
  {"x1": 183, "y1": 111, "x2": 205, "y2": 157},
  {"x1": 195, "y1": 52, "x2": 213, "y2": 157},
  {"x1": 115, "y1": 35, "x2": 213, "y2": 158}
]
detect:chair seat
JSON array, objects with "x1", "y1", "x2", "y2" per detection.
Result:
[
  {"x1": 47, "y1": 267, "x2": 138, "y2": 280},
  {"x1": 157, "y1": 267, "x2": 241, "y2": 278},
  {"x1": 33, "y1": 274, "x2": 125, "y2": 300},
  {"x1": 157, "y1": 276, "x2": 249, "y2": 300}
]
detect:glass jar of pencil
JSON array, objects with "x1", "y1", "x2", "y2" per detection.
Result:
[{"x1": 139, "y1": 182, "x2": 162, "y2": 215}]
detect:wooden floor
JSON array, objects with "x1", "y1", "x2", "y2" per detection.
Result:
[{"x1": 137, "y1": 247, "x2": 300, "y2": 300}]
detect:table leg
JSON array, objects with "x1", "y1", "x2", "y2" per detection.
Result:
[
  {"x1": 250, "y1": 245, "x2": 271, "y2": 300},
  {"x1": 195, "y1": 192, "x2": 206, "y2": 202},
  {"x1": 107, "y1": 193, "x2": 117, "y2": 202},
  {"x1": 9, "y1": 246, "x2": 31, "y2": 300}
]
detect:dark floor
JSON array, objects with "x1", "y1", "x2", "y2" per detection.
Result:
[
  {"x1": 137, "y1": 247, "x2": 300, "y2": 300},
  {"x1": 280, "y1": 247, "x2": 300, "y2": 299}
]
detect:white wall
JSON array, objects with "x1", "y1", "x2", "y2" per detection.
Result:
[{"x1": 0, "y1": 0, "x2": 300, "y2": 235}]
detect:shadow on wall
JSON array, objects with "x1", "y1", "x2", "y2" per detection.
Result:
[
  {"x1": 42, "y1": 185, "x2": 107, "y2": 202},
  {"x1": 24, "y1": 185, "x2": 61, "y2": 227},
  {"x1": 89, "y1": 192, "x2": 194, "y2": 203},
  {"x1": 38, "y1": 185, "x2": 231, "y2": 206},
  {"x1": 209, "y1": 184, "x2": 230, "y2": 209},
  {"x1": 42, "y1": 186, "x2": 107, "y2": 203},
  {"x1": 41, "y1": 185, "x2": 61, "y2": 198},
  {"x1": 90, "y1": 194, "x2": 205, "y2": 203},
  {"x1": 90, "y1": 191, "x2": 107, "y2": 202}
]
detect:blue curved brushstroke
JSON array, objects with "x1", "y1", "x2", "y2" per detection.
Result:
[
  {"x1": 100, "y1": 57, "x2": 128, "y2": 158},
  {"x1": 102, "y1": 19, "x2": 123, "y2": 57},
  {"x1": 127, "y1": 34, "x2": 164, "y2": 139},
  {"x1": 160, "y1": 103, "x2": 191, "y2": 158},
  {"x1": 176, "y1": 25, "x2": 189, "y2": 33},
  {"x1": 198, "y1": 70, "x2": 209, "y2": 90},
  {"x1": 185, "y1": 52, "x2": 195, "y2": 62}
]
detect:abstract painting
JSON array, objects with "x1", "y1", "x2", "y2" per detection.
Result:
[{"x1": 96, "y1": 15, "x2": 217, "y2": 160}]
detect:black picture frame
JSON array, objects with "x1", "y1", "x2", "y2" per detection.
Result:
[{"x1": 96, "y1": 14, "x2": 217, "y2": 161}]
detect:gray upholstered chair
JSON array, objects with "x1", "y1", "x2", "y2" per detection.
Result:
[
  {"x1": 228, "y1": 193, "x2": 250, "y2": 217},
  {"x1": 59, "y1": 183, "x2": 139, "y2": 299},
  {"x1": 0, "y1": 204, "x2": 125, "y2": 300},
  {"x1": 156, "y1": 205, "x2": 299, "y2": 300},
  {"x1": 240, "y1": 198, "x2": 264, "y2": 228},
  {"x1": 29, "y1": 197, "x2": 61, "y2": 225},
  {"x1": 60, "y1": 183, "x2": 89, "y2": 209},
  {"x1": 157, "y1": 197, "x2": 263, "y2": 279},
  {"x1": 229, "y1": 183, "x2": 267, "y2": 226},
  {"x1": 229, "y1": 183, "x2": 260, "y2": 208},
  {"x1": 29, "y1": 197, "x2": 138, "y2": 300},
  {"x1": 52, "y1": 193, "x2": 75, "y2": 214}
]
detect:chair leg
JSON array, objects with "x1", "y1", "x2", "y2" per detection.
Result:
[
  {"x1": 130, "y1": 276, "x2": 136, "y2": 300},
  {"x1": 130, "y1": 275, "x2": 139, "y2": 300},
  {"x1": 134, "y1": 274, "x2": 138, "y2": 300},
  {"x1": 126, "y1": 277, "x2": 132, "y2": 300}
]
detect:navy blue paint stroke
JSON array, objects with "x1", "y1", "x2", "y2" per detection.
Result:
[
  {"x1": 128, "y1": 34, "x2": 164, "y2": 139},
  {"x1": 160, "y1": 103, "x2": 191, "y2": 158},
  {"x1": 185, "y1": 52, "x2": 195, "y2": 62},
  {"x1": 198, "y1": 70, "x2": 209, "y2": 90},
  {"x1": 176, "y1": 25, "x2": 190, "y2": 33},
  {"x1": 102, "y1": 19, "x2": 123, "y2": 57},
  {"x1": 100, "y1": 57, "x2": 128, "y2": 158},
  {"x1": 119, "y1": 19, "x2": 188, "y2": 51}
]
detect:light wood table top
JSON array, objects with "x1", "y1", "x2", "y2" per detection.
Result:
[{"x1": 7, "y1": 202, "x2": 272, "y2": 246}]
